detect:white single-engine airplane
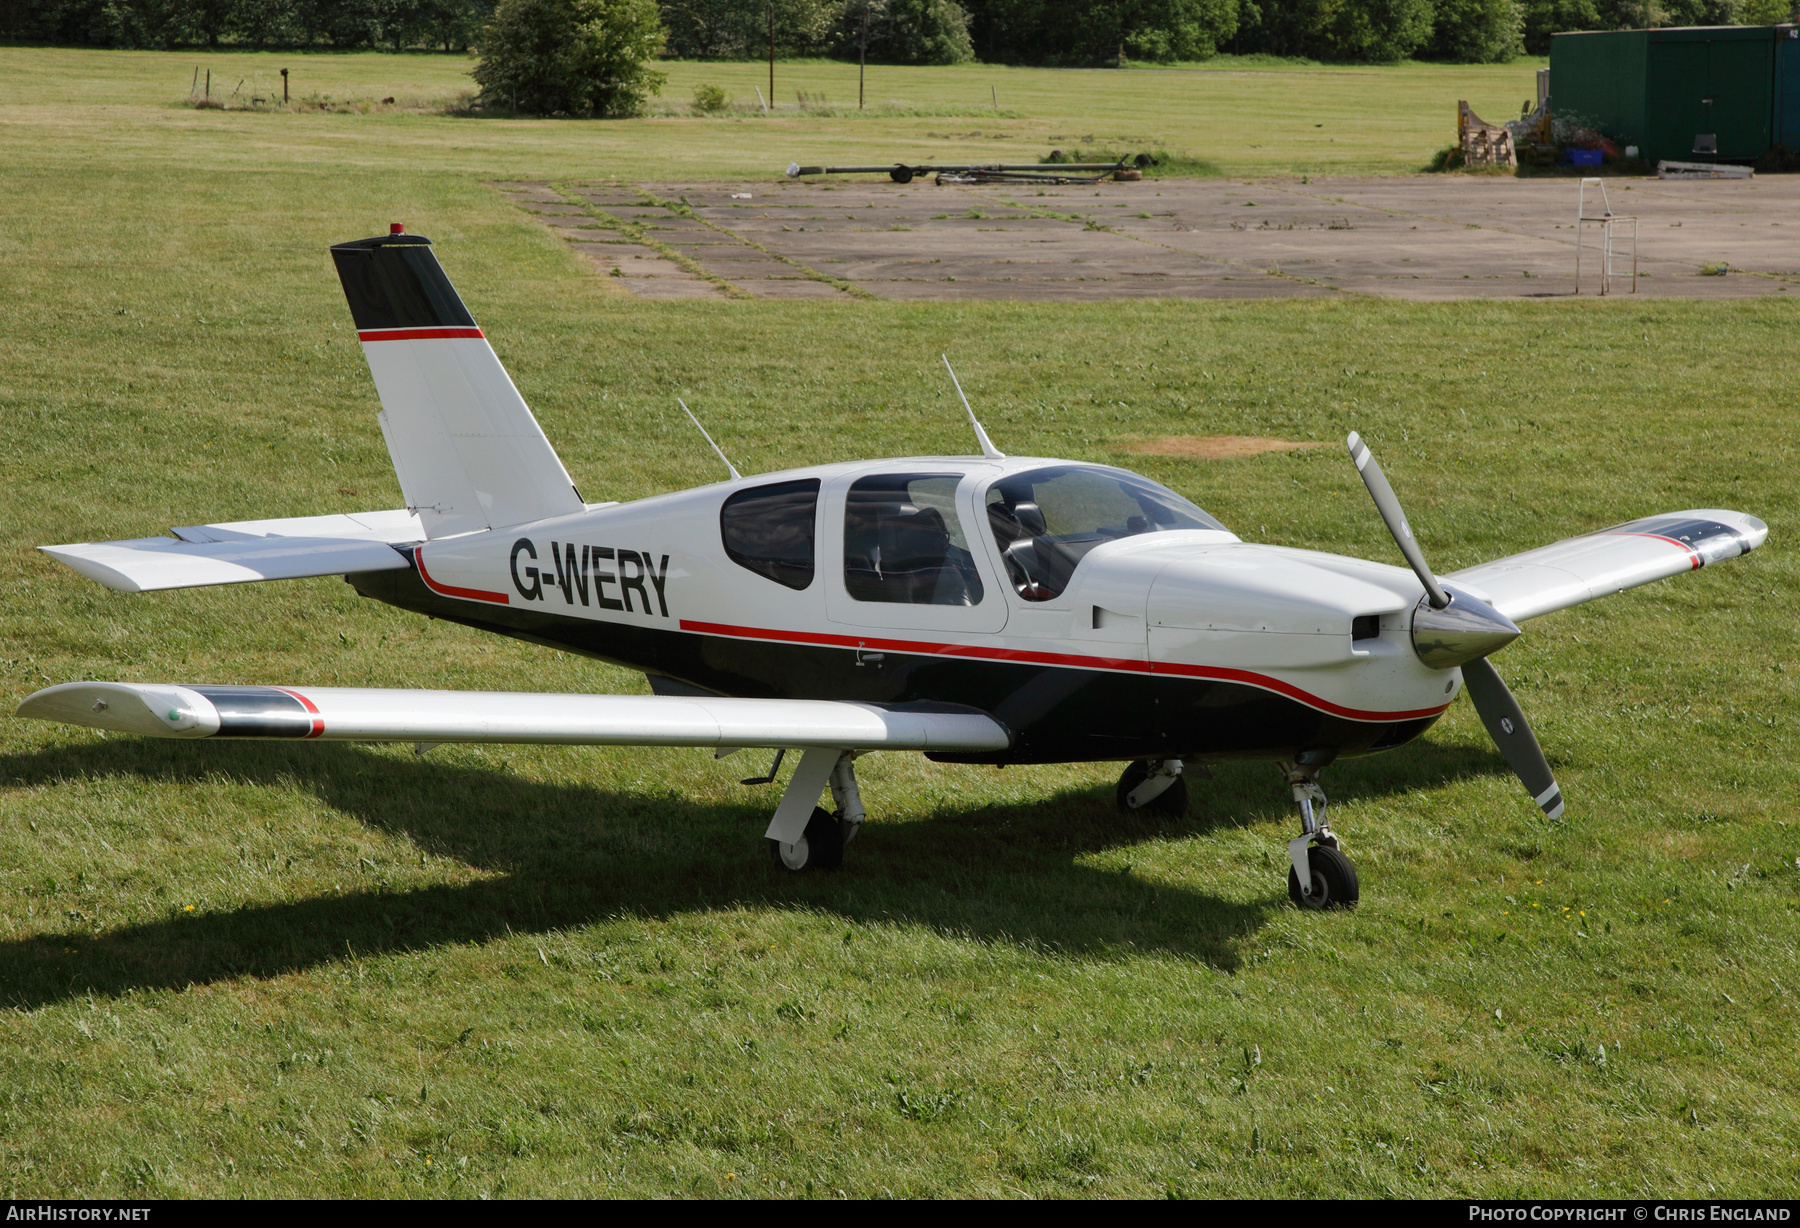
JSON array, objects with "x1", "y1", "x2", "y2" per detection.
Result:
[{"x1": 18, "y1": 229, "x2": 1768, "y2": 908}]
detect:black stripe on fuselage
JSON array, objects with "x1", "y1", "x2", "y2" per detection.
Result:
[{"x1": 346, "y1": 568, "x2": 1438, "y2": 765}]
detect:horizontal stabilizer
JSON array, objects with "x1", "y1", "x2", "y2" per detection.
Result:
[
  {"x1": 1448, "y1": 510, "x2": 1767, "y2": 623},
  {"x1": 16, "y1": 683, "x2": 1014, "y2": 753},
  {"x1": 42, "y1": 510, "x2": 421, "y2": 593},
  {"x1": 170, "y1": 508, "x2": 423, "y2": 545}
]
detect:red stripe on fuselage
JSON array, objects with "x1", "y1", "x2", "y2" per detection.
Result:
[
  {"x1": 357, "y1": 327, "x2": 486, "y2": 341},
  {"x1": 678, "y1": 619, "x2": 1449, "y2": 723},
  {"x1": 413, "y1": 547, "x2": 510, "y2": 605},
  {"x1": 277, "y1": 688, "x2": 325, "y2": 738}
]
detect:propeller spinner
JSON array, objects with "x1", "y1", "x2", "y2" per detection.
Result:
[{"x1": 1345, "y1": 432, "x2": 1564, "y2": 820}]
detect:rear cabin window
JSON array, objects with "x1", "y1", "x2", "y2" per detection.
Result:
[
  {"x1": 843, "y1": 473, "x2": 985, "y2": 606},
  {"x1": 985, "y1": 465, "x2": 1226, "y2": 602},
  {"x1": 720, "y1": 479, "x2": 820, "y2": 590}
]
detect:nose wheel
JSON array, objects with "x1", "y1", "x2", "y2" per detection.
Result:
[
  {"x1": 1282, "y1": 763, "x2": 1358, "y2": 910},
  {"x1": 1288, "y1": 843, "x2": 1358, "y2": 909}
]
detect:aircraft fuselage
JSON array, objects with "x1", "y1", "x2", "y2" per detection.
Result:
[{"x1": 348, "y1": 455, "x2": 1456, "y2": 767}]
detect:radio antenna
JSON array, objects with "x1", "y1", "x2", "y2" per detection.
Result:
[
  {"x1": 941, "y1": 354, "x2": 1005, "y2": 460},
  {"x1": 678, "y1": 398, "x2": 741, "y2": 481}
]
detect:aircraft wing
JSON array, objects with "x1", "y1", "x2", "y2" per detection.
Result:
[
  {"x1": 40, "y1": 510, "x2": 423, "y2": 593},
  {"x1": 1447, "y1": 509, "x2": 1766, "y2": 623},
  {"x1": 15, "y1": 682, "x2": 1012, "y2": 753}
]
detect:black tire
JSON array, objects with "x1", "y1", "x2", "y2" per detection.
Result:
[
  {"x1": 1288, "y1": 844, "x2": 1359, "y2": 910},
  {"x1": 768, "y1": 806, "x2": 844, "y2": 873},
  {"x1": 1115, "y1": 761, "x2": 1189, "y2": 819},
  {"x1": 889, "y1": 167, "x2": 914, "y2": 184}
]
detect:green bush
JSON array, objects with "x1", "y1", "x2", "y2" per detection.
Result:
[
  {"x1": 1247, "y1": 0, "x2": 1432, "y2": 61},
  {"x1": 1125, "y1": 0, "x2": 1238, "y2": 58},
  {"x1": 1427, "y1": 0, "x2": 1519, "y2": 61},
  {"x1": 472, "y1": 0, "x2": 666, "y2": 116},
  {"x1": 658, "y1": 0, "x2": 837, "y2": 58},
  {"x1": 969, "y1": 0, "x2": 1238, "y2": 65},
  {"x1": 1516, "y1": 0, "x2": 1594, "y2": 54},
  {"x1": 1739, "y1": 0, "x2": 1796, "y2": 21},
  {"x1": 0, "y1": 0, "x2": 493, "y2": 49},
  {"x1": 834, "y1": 0, "x2": 974, "y2": 63},
  {"x1": 690, "y1": 80, "x2": 729, "y2": 110}
]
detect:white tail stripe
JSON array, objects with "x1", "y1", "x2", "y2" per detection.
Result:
[{"x1": 360, "y1": 335, "x2": 582, "y2": 539}]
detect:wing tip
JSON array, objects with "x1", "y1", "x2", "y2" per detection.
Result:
[{"x1": 38, "y1": 545, "x2": 148, "y2": 592}]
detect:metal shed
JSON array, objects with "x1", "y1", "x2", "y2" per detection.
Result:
[
  {"x1": 1549, "y1": 25, "x2": 1777, "y2": 163},
  {"x1": 1775, "y1": 25, "x2": 1800, "y2": 151}
]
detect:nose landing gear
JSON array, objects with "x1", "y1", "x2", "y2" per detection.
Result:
[{"x1": 1283, "y1": 763, "x2": 1358, "y2": 909}]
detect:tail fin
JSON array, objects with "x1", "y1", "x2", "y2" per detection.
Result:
[{"x1": 330, "y1": 232, "x2": 583, "y2": 539}]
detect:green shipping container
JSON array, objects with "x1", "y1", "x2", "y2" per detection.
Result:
[
  {"x1": 1775, "y1": 25, "x2": 1800, "y2": 150},
  {"x1": 1550, "y1": 25, "x2": 1776, "y2": 164}
]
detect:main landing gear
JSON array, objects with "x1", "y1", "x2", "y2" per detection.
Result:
[
  {"x1": 1283, "y1": 762, "x2": 1358, "y2": 910},
  {"x1": 1115, "y1": 759, "x2": 1189, "y2": 818},
  {"x1": 764, "y1": 750, "x2": 865, "y2": 873}
]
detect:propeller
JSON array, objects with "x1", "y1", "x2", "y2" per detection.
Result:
[
  {"x1": 1345, "y1": 431, "x2": 1564, "y2": 820},
  {"x1": 1346, "y1": 431, "x2": 1449, "y2": 609},
  {"x1": 1461, "y1": 658, "x2": 1565, "y2": 820}
]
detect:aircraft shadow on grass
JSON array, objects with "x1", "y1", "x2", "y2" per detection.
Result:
[{"x1": 0, "y1": 734, "x2": 1509, "y2": 1009}]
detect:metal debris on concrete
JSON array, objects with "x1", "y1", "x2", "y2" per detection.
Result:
[
  {"x1": 786, "y1": 160, "x2": 1131, "y2": 184},
  {"x1": 1657, "y1": 160, "x2": 1754, "y2": 180}
]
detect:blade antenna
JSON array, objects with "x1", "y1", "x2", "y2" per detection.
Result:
[
  {"x1": 678, "y1": 399, "x2": 741, "y2": 481},
  {"x1": 942, "y1": 354, "x2": 1005, "y2": 460}
]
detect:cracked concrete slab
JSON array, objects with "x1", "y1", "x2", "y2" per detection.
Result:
[
  {"x1": 498, "y1": 175, "x2": 1798, "y2": 302},
  {"x1": 648, "y1": 176, "x2": 1798, "y2": 302}
]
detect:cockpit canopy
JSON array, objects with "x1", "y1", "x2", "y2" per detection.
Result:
[{"x1": 985, "y1": 465, "x2": 1227, "y2": 601}]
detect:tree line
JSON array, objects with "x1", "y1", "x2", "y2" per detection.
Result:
[{"x1": 2, "y1": 0, "x2": 1790, "y2": 62}]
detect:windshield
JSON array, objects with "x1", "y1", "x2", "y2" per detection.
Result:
[{"x1": 984, "y1": 465, "x2": 1226, "y2": 602}]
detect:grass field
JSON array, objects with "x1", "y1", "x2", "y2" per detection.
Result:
[
  {"x1": 3, "y1": 48, "x2": 1799, "y2": 1199},
  {"x1": 0, "y1": 46, "x2": 1542, "y2": 180}
]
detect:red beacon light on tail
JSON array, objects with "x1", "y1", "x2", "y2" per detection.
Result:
[{"x1": 389, "y1": 223, "x2": 405, "y2": 234}]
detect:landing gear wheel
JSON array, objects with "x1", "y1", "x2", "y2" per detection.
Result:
[
  {"x1": 1288, "y1": 844, "x2": 1359, "y2": 910},
  {"x1": 1115, "y1": 761, "x2": 1189, "y2": 819},
  {"x1": 889, "y1": 166, "x2": 914, "y2": 184},
  {"x1": 769, "y1": 806, "x2": 844, "y2": 873}
]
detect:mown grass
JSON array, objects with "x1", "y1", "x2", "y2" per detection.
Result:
[
  {"x1": 0, "y1": 45, "x2": 1543, "y2": 180},
  {"x1": 1, "y1": 48, "x2": 1798, "y2": 1198}
]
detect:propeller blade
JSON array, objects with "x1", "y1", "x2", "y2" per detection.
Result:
[
  {"x1": 1461, "y1": 657, "x2": 1565, "y2": 820},
  {"x1": 1346, "y1": 431, "x2": 1450, "y2": 610}
]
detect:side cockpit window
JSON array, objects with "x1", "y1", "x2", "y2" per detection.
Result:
[
  {"x1": 986, "y1": 466, "x2": 1226, "y2": 602},
  {"x1": 720, "y1": 479, "x2": 820, "y2": 590},
  {"x1": 843, "y1": 474, "x2": 985, "y2": 606}
]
